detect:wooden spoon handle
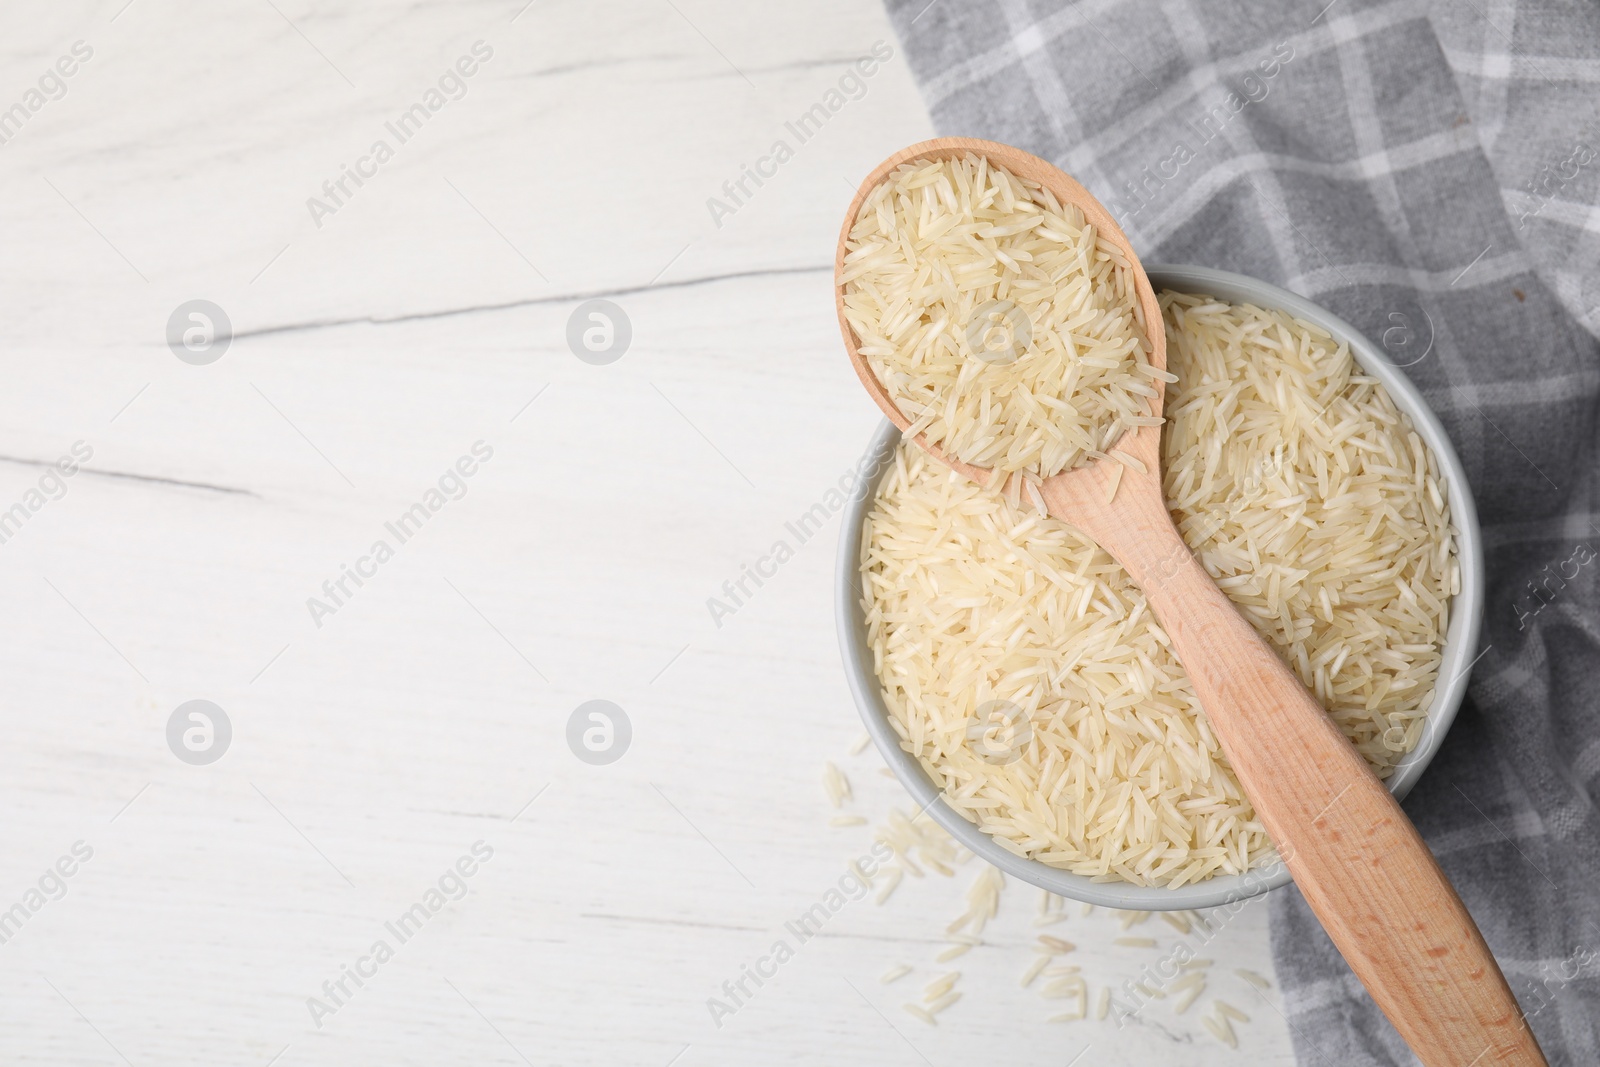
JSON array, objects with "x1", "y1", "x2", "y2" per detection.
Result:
[{"x1": 1060, "y1": 480, "x2": 1544, "y2": 1066}]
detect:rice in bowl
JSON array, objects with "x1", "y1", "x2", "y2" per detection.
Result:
[{"x1": 859, "y1": 291, "x2": 1459, "y2": 889}]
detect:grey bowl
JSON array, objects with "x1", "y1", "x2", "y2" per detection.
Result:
[{"x1": 835, "y1": 264, "x2": 1485, "y2": 910}]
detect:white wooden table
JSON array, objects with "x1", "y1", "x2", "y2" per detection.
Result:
[{"x1": 0, "y1": 1, "x2": 1296, "y2": 1063}]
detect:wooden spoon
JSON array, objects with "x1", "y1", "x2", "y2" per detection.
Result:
[{"x1": 835, "y1": 137, "x2": 1543, "y2": 1067}]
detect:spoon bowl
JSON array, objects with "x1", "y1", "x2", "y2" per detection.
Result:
[{"x1": 835, "y1": 137, "x2": 1166, "y2": 497}]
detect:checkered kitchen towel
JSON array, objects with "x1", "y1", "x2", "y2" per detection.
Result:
[{"x1": 882, "y1": 0, "x2": 1600, "y2": 1062}]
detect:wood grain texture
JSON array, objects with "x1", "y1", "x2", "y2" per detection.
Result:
[{"x1": 836, "y1": 137, "x2": 1544, "y2": 1066}]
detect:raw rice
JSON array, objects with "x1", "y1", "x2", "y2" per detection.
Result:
[
  {"x1": 1105, "y1": 461, "x2": 1125, "y2": 502},
  {"x1": 840, "y1": 154, "x2": 1153, "y2": 480},
  {"x1": 1202, "y1": 1012, "x2": 1239, "y2": 1048},
  {"x1": 1174, "y1": 981, "x2": 1207, "y2": 1014},
  {"x1": 1020, "y1": 954, "x2": 1052, "y2": 987},
  {"x1": 1235, "y1": 968, "x2": 1272, "y2": 989},
  {"x1": 860, "y1": 291, "x2": 1457, "y2": 886},
  {"x1": 951, "y1": 866, "x2": 1004, "y2": 935},
  {"x1": 823, "y1": 762, "x2": 850, "y2": 808}
]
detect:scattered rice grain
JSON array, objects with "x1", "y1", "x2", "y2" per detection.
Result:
[
  {"x1": 1020, "y1": 954, "x2": 1051, "y2": 988},
  {"x1": 1216, "y1": 999, "x2": 1250, "y2": 1023},
  {"x1": 1235, "y1": 968, "x2": 1272, "y2": 989}
]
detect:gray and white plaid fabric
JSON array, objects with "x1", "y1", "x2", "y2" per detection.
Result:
[{"x1": 882, "y1": 0, "x2": 1600, "y2": 1062}]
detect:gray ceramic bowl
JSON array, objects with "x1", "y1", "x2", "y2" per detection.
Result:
[{"x1": 835, "y1": 264, "x2": 1485, "y2": 910}]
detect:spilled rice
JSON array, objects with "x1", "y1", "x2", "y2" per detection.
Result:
[{"x1": 824, "y1": 742, "x2": 1275, "y2": 1046}]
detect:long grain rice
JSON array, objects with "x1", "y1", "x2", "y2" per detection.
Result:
[
  {"x1": 1174, "y1": 981, "x2": 1207, "y2": 1014},
  {"x1": 860, "y1": 292, "x2": 1456, "y2": 885},
  {"x1": 1235, "y1": 968, "x2": 1272, "y2": 989},
  {"x1": 1202, "y1": 1012, "x2": 1238, "y2": 1047},
  {"x1": 841, "y1": 154, "x2": 1151, "y2": 479},
  {"x1": 1020, "y1": 954, "x2": 1051, "y2": 988}
]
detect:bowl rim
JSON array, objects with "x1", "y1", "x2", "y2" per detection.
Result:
[{"x1": 834, "y1": 263, "x2": 1486, "y2": 910}]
